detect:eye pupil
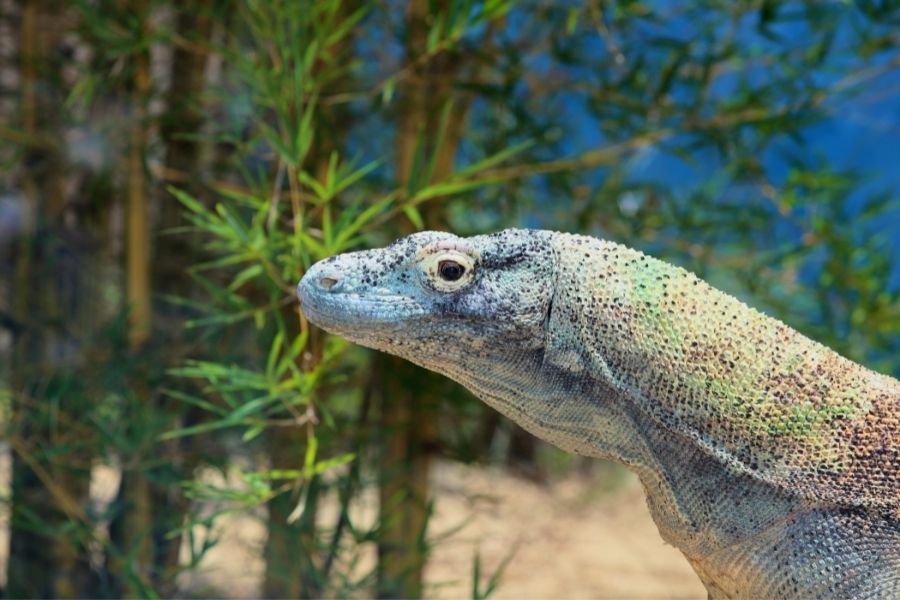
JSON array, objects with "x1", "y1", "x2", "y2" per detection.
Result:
[{"x1": 438, "y1": 260, "x2": 465, "y2": 281}]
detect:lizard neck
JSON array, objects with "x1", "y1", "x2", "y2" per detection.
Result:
[
  {"x1": 618, "y1": 398, "x2": 804, "y2": 559},
  {"x1": 434, "y1": 343, "x2": 803, "y2": 567},
  {"x1": 420, "y1": 339, "x2": 899, "y2": 597}
]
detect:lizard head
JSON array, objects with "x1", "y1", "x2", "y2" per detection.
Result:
[{"x1": 297, "y1": 229, "x2": 556, "y2": 374}]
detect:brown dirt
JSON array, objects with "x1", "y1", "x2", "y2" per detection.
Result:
[
  {"x1": 423, "y1": 461, "x2": 705, "y2": 600},
  {"x1": 175, "y1": 460, "x2": 705, "y2": 599},
  {"x1": 0, "y1": 448, "x2": 706, "y2": 599}
]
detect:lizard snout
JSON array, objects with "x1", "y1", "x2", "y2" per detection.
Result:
[{"x1": 298, "y1": 261, "x2": 347, "y2": 301}]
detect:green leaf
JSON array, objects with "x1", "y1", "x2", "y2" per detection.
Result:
[
  {"x1": 403, "y1": 205, "x2": 425, "y2": 229},
  {"x1": 324, "y1": 3, "x2": 368, "y2": 47},
  {"x1": 256, "y1": 469, "x2": 304, "y2": 480},
  {"x1": 169, "y1": 186, "x2": 205, "y2": 214},
  {"x1": 566, "y1": 8, "x2": 578, "y2": 34},
  {"x1": 382, "y1": 76, "x2": 397, "y2": 105},
  {"x1": 215, "y1": 202, "x2": 250, "y2": 242},
  {"x1": 162, "y1": 388, "x2": 228, "y2": 417},
  {"x1": 298, "y1": 170, "x2": 328, "y2": 201},
  {"x1": 241, "y1": 424, "x2": 266, "y2": 443},
  {"x1": 258, "y1": 120, "x2": 296, "y2": 164},
  {"x1": 276, "y1": 330, "x2": 308, "y2": 377},
  {"x1": 266, "y1": 331, "x2": 285, "y2": 377},
  {"x1": 481, "y1": 0, "x2": 514, "y2": 19},
  {"x1": 325, "y1": 150, "x2": 339, "y2": 196},
  {"x1": 304, "y1": 431, "x2": 318, "y2": 474},
  {"x1": 228, "y1": 264, "x2": 264, "y2": 291},
  {"x1": 298, "y1": 230, "x2": 326, "y2": 257},
  {"x1": 426, "y1": 13, "x2": 445, "y2": 52},
  {"x1": 229, "y1": 394, "x2": 280, "y2": 422},
  {"x1": 296, "y1": 94, "x2": 318, "y2": 166},
  {"x1": 307, "y1": 452, "x2": 354, "y2": 477},
  {"x1": 332, "y1": 158, "x2": 380, "y2": 196},
  {"x1": 412, "y1": 178, "x2": 502, "y2": 203},
  {"x1": 323, "y1": 203, "x2": 334, "y2": 250},
  {"x1": 456, "y1": 140, "x2": 534, "y2": 179},
  {"x1": 334, "y1": 192, "x2": 398, "y2": 249},
  {"x1": 406, "y1": 125, "x2": 428, "y2": 197},
  {"x1": 161, "y1": 418, "x2": 245, "y2": 440},
  {"x1": 423, "y1": 100, "x2": 455, "y2": 186}
]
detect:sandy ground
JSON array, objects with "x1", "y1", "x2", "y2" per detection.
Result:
[
  {"x1": 423, "y1": 462, "x2": 705, "y2": 600},
  {"x1": 1, "y1": 448, "x2": 706, "y2": 599},
  {"x1": 175, "y1": 460, "x2": 705, "y2": 599}
]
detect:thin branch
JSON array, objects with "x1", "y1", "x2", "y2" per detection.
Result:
[{"x1": 485, "y1": 128, "x2": 673, "y2": 180}]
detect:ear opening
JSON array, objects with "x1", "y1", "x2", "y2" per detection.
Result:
[{"x1": 542, "y1": 254, "x2": 587, "y2": 374}]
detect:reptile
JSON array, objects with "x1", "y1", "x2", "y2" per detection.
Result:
[{"x1": 296, "y1": 228, "x2": 899, "y2": 599}]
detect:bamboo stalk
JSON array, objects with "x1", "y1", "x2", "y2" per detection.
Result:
[
  {"x1": 113, "y1": 6, "x2": 155, "y2": 595},
  {"x1": 150, "y1": 3, "x2": 214, "y2": 591},
  {"x1": 376, "y1": 1, "x2": 473, "y2": 596},
  {"x1": 8, "y1": 1, "x2": 93, "y2": 596},
  {"x1": 126, "y1": 38, "x2": 152, "y2": 350}
]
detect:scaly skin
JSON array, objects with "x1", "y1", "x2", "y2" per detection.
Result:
[{"x1": 297, "y1": 229, "x2": 899, "y2": 599}]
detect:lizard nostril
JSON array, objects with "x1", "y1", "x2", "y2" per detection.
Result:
[{"x1": 318, "y1": 276, "x2": 340, "y2": 290}]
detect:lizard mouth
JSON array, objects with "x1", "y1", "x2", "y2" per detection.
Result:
[{"x1": 297, "y1": 277, "x2": 422, "y2": 339}]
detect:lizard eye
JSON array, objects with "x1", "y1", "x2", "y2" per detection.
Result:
[
  {"x1": 419, "y1": 250, "x2": 475, "y2": 292},
  {"x1": 438, "y1": 260, "x2": 465, "y2": 281}
]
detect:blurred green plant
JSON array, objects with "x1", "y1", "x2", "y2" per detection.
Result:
[
  {"x1": 162, "y1": 0, "x2": 526, "y2": 596},
  {"x1": 1, "y1": 0, "x2": 899, "y2": 598}
]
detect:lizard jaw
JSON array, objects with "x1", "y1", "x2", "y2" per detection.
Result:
[{"x1": 297, "y1": 260, "x2": 423, "y2": 342}]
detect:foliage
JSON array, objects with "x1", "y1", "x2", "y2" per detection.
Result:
[{"x1": 0, "y1": 0, "x2": 898, "y2": 597}]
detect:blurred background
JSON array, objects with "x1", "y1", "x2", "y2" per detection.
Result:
[{"x1": 1, "y1": 0, "x2": 899, "y2": 598}]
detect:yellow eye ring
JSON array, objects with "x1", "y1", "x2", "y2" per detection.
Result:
[{"x1": 420, "y1": 250, "x2": 475, "y2": 291}]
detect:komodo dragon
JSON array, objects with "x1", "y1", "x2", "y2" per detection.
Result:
[{"x1": 297, "y1": 228, "x2": 899, "y2": 599}]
